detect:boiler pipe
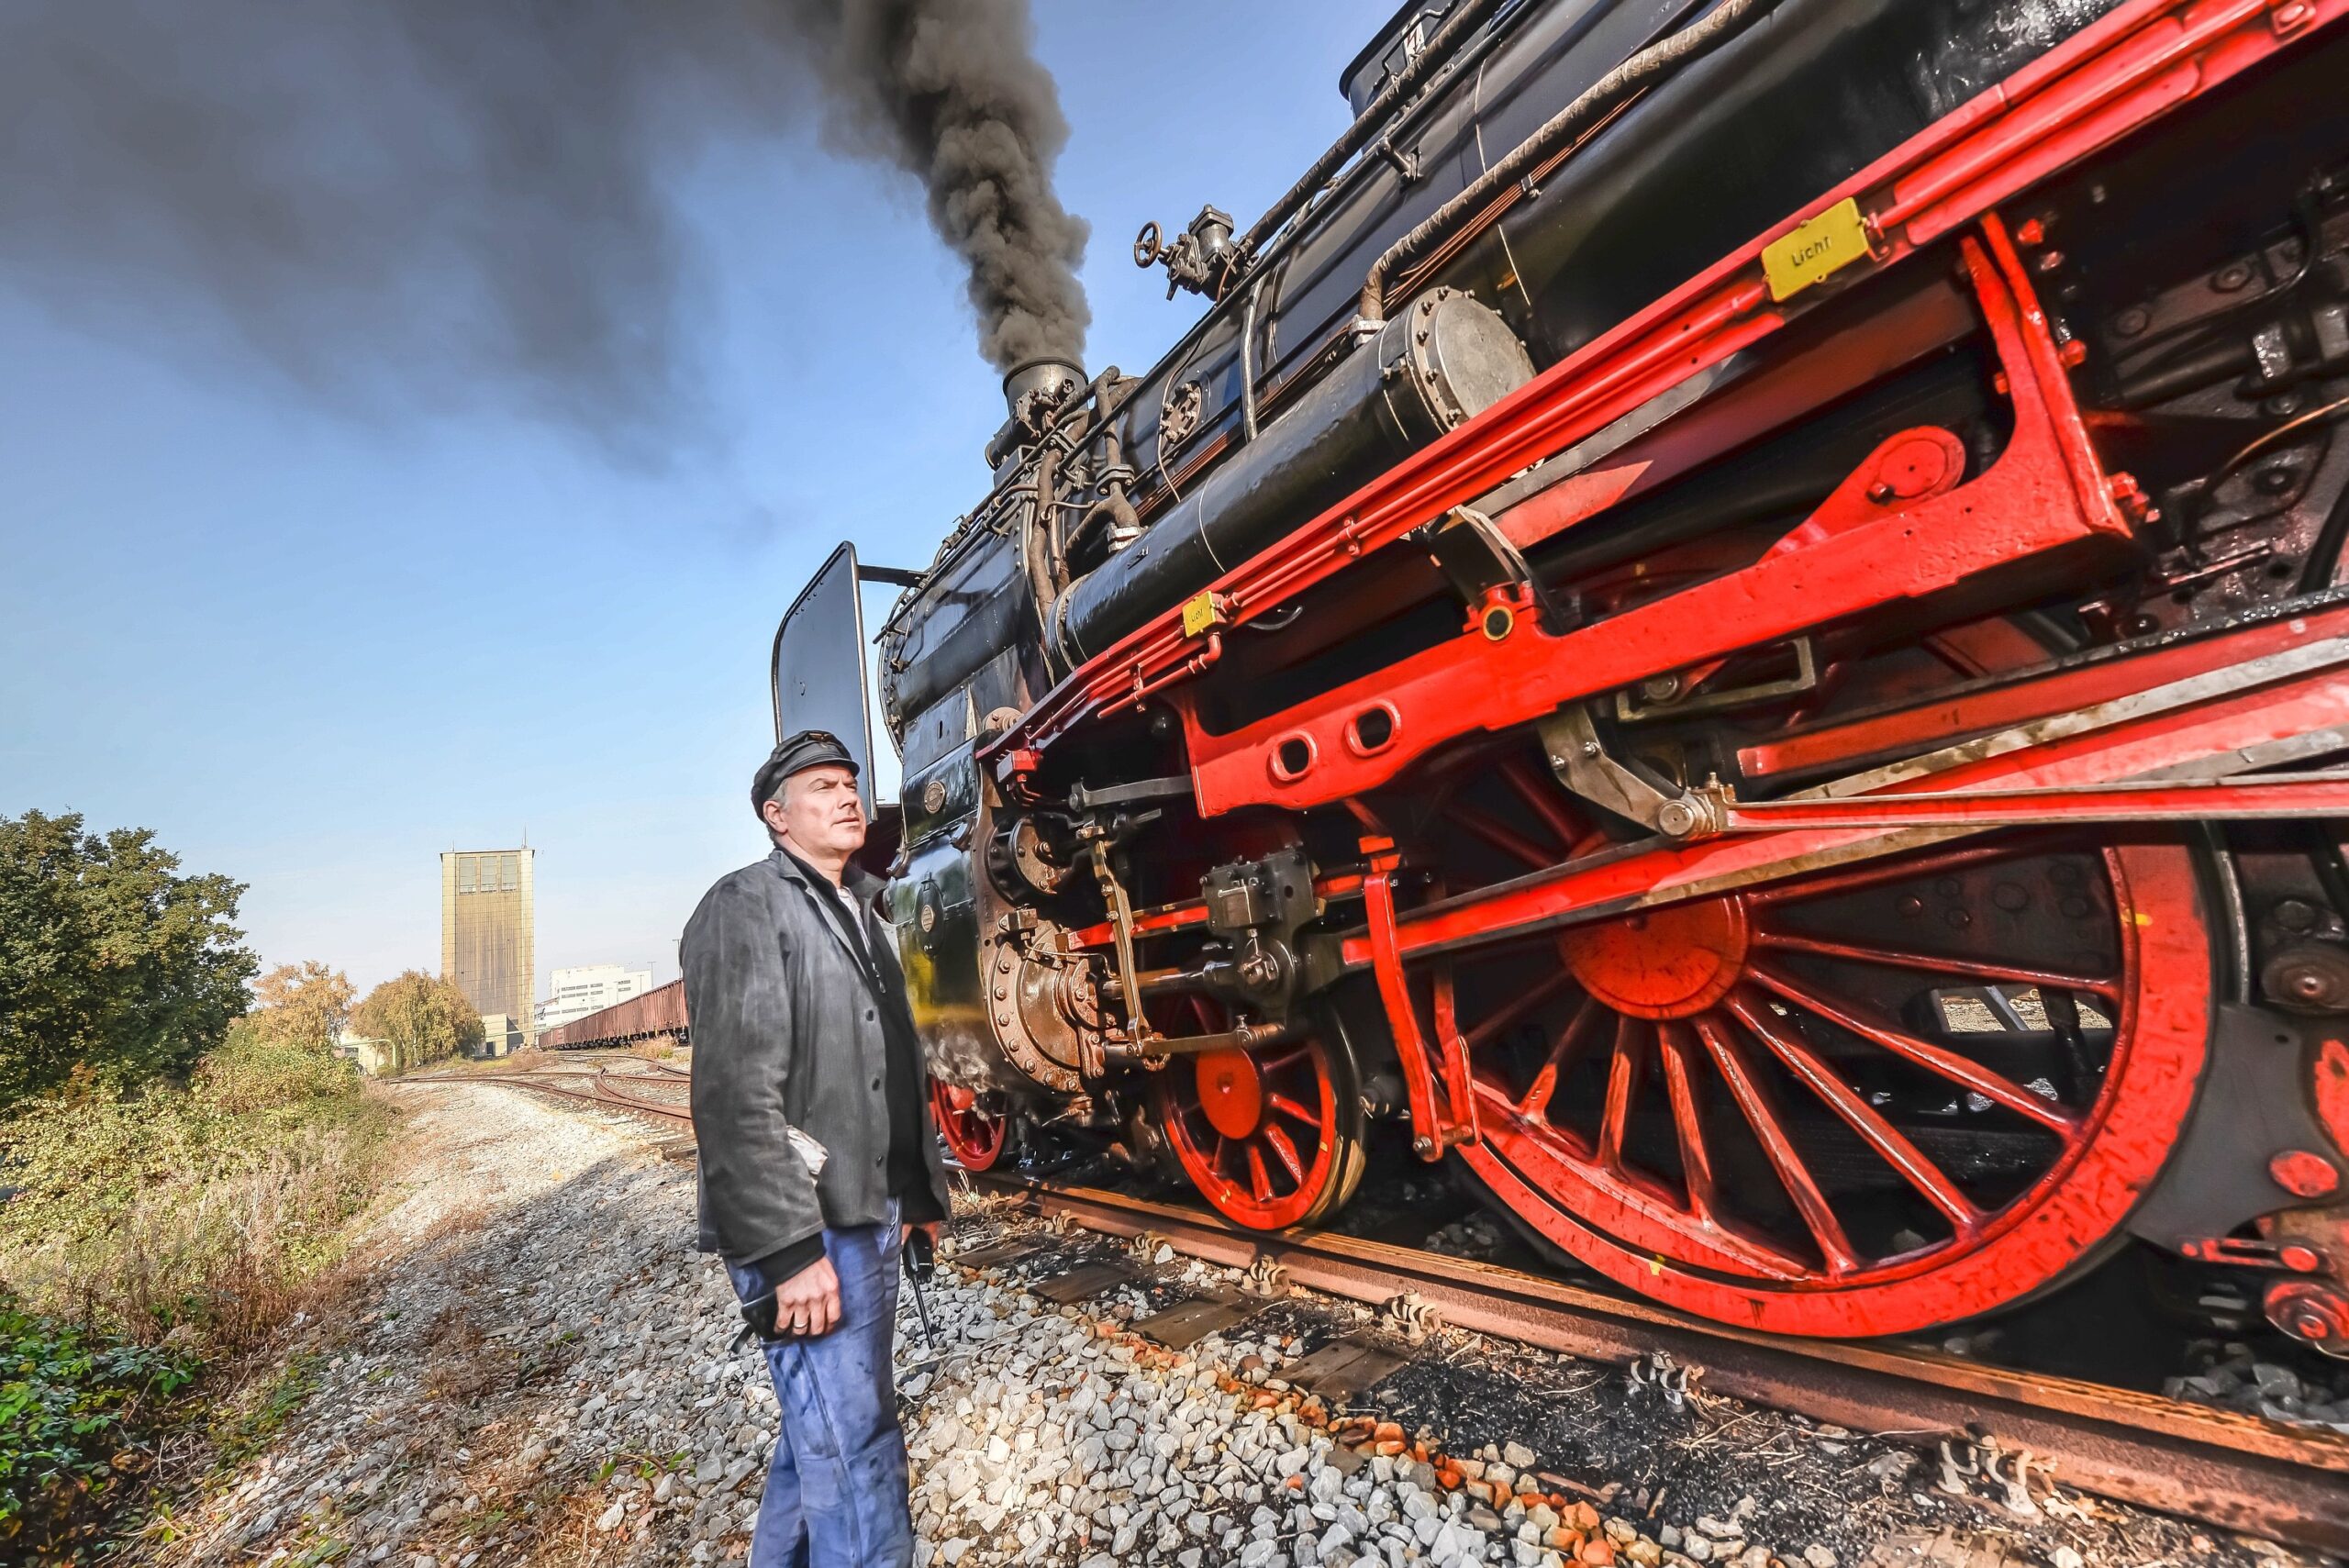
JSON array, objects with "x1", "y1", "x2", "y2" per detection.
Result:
[
  {"x1": 1359, "y1": 0, "x2": 1781, "y2": 322},
  {"x1": 1229, "y1": 0, "x2": 1512, "y2": 271}
]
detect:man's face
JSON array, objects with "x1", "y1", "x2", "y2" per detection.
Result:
[{"x1": 763, "y1": 763, "x2": 866, "y2": 859}]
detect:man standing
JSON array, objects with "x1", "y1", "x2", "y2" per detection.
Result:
[{"x1": 683, "y1": 729, "x2": 950, "y2": 1568}]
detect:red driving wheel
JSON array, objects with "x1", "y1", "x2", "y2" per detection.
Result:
[
  {"x1": 1408, "y1": 742, "x2": 2213, "y2": 1335},
  {"x1": 1152, "y1": 995, "x2": 1366, "y2": 1230},
  {"x1": 930, "y1": 1079, "x2": 1008, "y2": 1172}
]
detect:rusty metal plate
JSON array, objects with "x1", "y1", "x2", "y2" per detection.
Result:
[
  {"x1": 1032, "y1": 1262, "x2": 1132, "y2": 1305},
  {"x1": 1130, "y1": 1291, "x2": 1267, "y2": 1351},
  {"x1": 1282, "y1": 1331, "x2": 1414, "y2": 1404},
  {"x1": 952, "y1": 1239, "x2": 1049, "y2": 1270}
]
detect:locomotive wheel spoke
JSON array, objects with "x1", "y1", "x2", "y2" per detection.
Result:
[
  {"x1": 1247, "y1": 1145, "x2": 1275, "y2": 1203},
  {"x1": 1264, "y1": 1124, "x2": 1306, "y2": 1183},
  {"x1": 1693, "y1": 1011, "x2": 1863, "y2": 1275},
  {"x1": 1657, "y1": 1021, "x2": 1719, "y2": 1221},
  {"x1": 1750, "y1": 963, "x2": 2080, "y2": 1133},
  {"x1": 1517, "y1": 997, "x2": 1602, "y2": 1118},
  {"x1": 1467, "y1": 969, "x2": 1575, "y2": 1055},
  {"x1": 1597, "y1": 1016, "x2": 1644, "y2": 1173},
  {"x1": 1268, "y1": 1092, "x2": 1318, "y2": 1126},
  {"x1": 1452, "y1": 802, "x2": 1553, "y2": 870},
  {"x1": 1753, "y1": 930, "x2": 2121, "y2": 999},
  {"x1": 1725, "y1": 991, "x2": 1983, "y2": 1233},
  {"x1": 1498, "y1": 756, "x2": 1584, "y2": 850}
]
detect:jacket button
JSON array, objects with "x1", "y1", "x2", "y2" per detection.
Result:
[
  {"x1": 873, "y1": 1154, "x2": 885, "y2": 1168},
  {"x1": 864, "y1": 1008, "x2": 876, "y2": 1021},
  {"x1": 871, "y1": 1076, "x2": 882, "y2": 1091}
]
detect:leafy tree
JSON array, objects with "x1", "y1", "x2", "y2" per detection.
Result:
[
  {"x1": 248, "y1": 961, "x2": 356, "y2": 1051},
  {"x1": 351, "y1": 972, "x2": 483, "y2": 1070},
  {"x1": 0, "y1": 811, "x2": 257, "y2": 1108}
]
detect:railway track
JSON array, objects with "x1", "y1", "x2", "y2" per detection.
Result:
[
  {"x1": 438, "y1": 1066, "x2": 2349, "y2": 1551},
  {"x1": 967, "y1": 1173, "x2": 2349, "y2": 1554},
  {"x1": 425, "y1": 1061, "x2": 694, "y2": 1133}
]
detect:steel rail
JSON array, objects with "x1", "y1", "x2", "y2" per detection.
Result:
[
  {"x1": 426, "y1": 1068, "x2": 694, "y2": 1129},
  {"x1": 966, "y1": 1173, "x2": 2349, "y2": 1552}
]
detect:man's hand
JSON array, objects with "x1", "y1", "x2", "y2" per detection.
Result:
[
  {"x1": 902, "y1": 1220, "x2": 941, "y2": 1249},
  {"x1": 774, "y1": 1256, "x2": 842, "y2": 1337}
]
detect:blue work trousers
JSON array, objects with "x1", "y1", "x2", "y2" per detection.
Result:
[{"x1": 725, "y1": 1199, "x2": 913, "y2": 1568}]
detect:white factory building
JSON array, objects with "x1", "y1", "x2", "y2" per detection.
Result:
[{"x1": 534, "y1": 963, "x2": 655, "y2": 1036}]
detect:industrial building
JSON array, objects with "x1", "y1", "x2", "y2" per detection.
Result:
[
  {"x1": 440, "y1": 846, "x2": 535, "y2": 1052},
  {"x1": 535, "y1": 963, "x2": 655, "y2": 1037}
]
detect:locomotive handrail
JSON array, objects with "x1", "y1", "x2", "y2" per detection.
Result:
[{"x1": 1230, "y1": 0, "x2": 1515, "y2": 273}]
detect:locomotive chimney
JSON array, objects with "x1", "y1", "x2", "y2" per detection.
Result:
[{"x1": 1003, "y1": 356, "x2": 1085, "y2": 434}]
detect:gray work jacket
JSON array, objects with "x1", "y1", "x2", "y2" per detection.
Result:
[{"x1": 681, "y1": 847, "x2": 952, "y2": 1267}]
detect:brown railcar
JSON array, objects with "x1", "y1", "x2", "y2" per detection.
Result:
[{"x1": 538, "y1": 979, "x2": 689, "y2": 1052}]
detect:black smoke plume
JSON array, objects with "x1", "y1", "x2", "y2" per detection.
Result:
[
  {"x1": 786, "y1": 1, "x2": 1092, "y2": 373},
  {"x1": 0, "y1": 0, "x2": 1090, "y2": 455}
]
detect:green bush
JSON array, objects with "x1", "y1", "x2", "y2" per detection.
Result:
[
  {"x1": 0, "y1": 1024, "x2": 390, "y2": 1347},
  {"x1": 0, "y1": 1296, "x2": 195, "y2": 1558},
  {"x1": 0, "y1": 1018, "x2": 391, "y2": 1559},
  {"x1": 194, "y1": 1020, "x2": 364, "y2": 1116}
]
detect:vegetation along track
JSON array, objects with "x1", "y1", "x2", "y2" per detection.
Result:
[{"x1": 443, "y1": 1066, "x2": 2349, "y2": 1551}]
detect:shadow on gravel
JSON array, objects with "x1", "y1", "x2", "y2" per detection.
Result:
[{"x1": 137, "y1": 1131, "x2": 755, "y2": 1568}]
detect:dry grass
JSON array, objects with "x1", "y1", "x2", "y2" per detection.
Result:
[
  {"x1": 3, "y1": 1116, "x2": 388, "y2": 1361},
  {"x1": 0, "y1": 1034, "x2": 398, "y2": 1559}
]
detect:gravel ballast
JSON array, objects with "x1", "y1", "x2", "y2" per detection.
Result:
[{"x1": 128, "y1": 1083, "x2": 2335, "y2": 1568}]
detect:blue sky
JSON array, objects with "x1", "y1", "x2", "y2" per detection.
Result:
[{"x1": 0, "y1": 2, "x2": 1378, "y2": 997}]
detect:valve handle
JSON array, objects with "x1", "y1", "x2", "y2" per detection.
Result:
[{"x1": 1132, "y1": 219, "x2": 1163, "y2": 269}]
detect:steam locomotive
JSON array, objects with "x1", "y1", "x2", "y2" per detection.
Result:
[{"x1": 771, "y1": 0, "x2": 2349, "y2": 1349}]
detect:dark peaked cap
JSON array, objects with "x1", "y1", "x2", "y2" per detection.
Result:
[{"x1": 751, "y1": 729, "x2": 858, "y2": 816}]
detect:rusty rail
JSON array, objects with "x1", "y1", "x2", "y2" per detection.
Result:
[
  {"x1": 971, "y1": 1173, "x2": 2349, "y2": 1552},
  {"x1": 426, "y1": 1066, "x2": 694, "y2": 1129}
]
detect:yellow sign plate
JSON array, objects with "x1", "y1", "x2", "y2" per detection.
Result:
[
  {"x1": 1182, "y1": 591, "x2": 1223, "y2": 638},
  {"x1": 1762, "y1": 197, "x2": 1871, "y2": 303}
]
